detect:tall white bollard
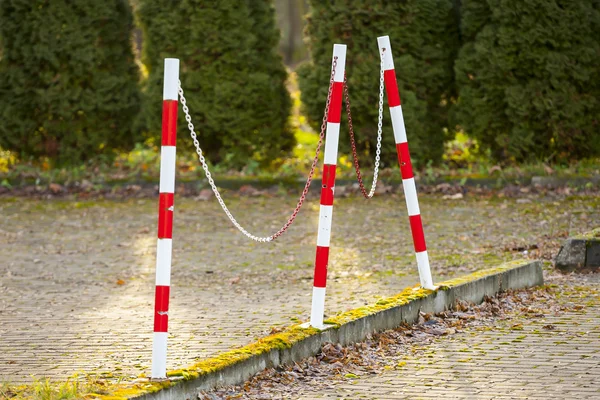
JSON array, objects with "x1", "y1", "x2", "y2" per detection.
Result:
[
  {"x1": 310, "y1": 44, "x2": 347, "y2": 329},
  {"x1": 377, "y1": 36, "x2": 435, "y2": 290},
  {"x1": 152, "y1": 58, "x2": 180, "y2": 379}
]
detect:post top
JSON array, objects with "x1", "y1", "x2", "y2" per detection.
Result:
[
  {"x1": 163, "y1": 59, "x2": 180, "y2": 101},
  {"x1": 377, "y1": 36, "x2": 394, "y2": 71},
  {"x1": 377, "y1": 36, "x2": 391, "y2": 47},
  {"x1": 332, "y1": 44, "x2": 347, "y2": 82}
]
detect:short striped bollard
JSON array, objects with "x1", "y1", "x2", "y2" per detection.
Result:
[
  {"x1": 310, "y1": 44, "x2": 347, "y2": 329},
  {"x1": 377, "y1": 36, "x2": 435, "y2": 290},
  {"x1": 152, "y1": 58, "x2": 180, "y2": 379}
]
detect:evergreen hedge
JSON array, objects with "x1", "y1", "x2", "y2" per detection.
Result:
[
  {"x1": 298, "y1": 0, "x2": 460, "y2": 168},
  {"x1": 137, "y1": 0, "x2": 293, "y2": 169},
  {"x1": 0, "y1": 0, "x2": 140, "y2": 166},
  {"x1": 454, "y1": 0, "x2": 600, "y2": 163}
]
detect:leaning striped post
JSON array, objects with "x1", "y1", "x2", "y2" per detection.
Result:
[
  {"x1": 152, "y1": 58, "x2": 180, "y2": 379},
  {"x1": 310, "y1": 44, "x2": 347, "y2": 329},
  {"x1": 377, "y1": 36, "x2": 435, "y2": 290}
]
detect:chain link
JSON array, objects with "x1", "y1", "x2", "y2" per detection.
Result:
[
  {"x1": 178, "y1": 58, "x2": 338, "y2": 242},
  {"x1": 345, "y1": 49, "x2": 385, "y2": 199}
]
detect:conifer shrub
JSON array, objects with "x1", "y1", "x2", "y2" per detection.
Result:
[
  {"x1": 137, "y1": 0, "x2": 293, "y2": 169},
  {"x1": 455, "y1": 0, "x2": 600, "y2": 163},
  {"x1": 0, "y1": 0, "x2": 141, "y2": 166},
  {"x1": 297, "y1": 0, "x2": 460, "y2": 168}
]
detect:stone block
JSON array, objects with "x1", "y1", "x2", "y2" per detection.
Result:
[
  {"x1": 555, "y1": 228, "x2": 600, "y2": 272},
  {"x1": 586, "y1": 241, "x2": 600, "y2": 268},
  {"x1": 555, "y1": 239, "x2": 587, "y2": 272}
]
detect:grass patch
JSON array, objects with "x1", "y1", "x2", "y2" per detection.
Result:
[{"x1": 1, "y1": 376, "x2": 110, "y2": 400}]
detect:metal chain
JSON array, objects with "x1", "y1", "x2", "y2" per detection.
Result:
[
  {"x1": 178, "y1": 58, "x2": 338, "y2": 242},
  {"x1": 345, "y1": 49, "x2": 385, "y2": 199}
]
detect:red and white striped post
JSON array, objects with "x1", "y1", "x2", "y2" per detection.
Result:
[
  {"x1": 377, "y1": 36, "x2": 435, "y2": 290},
  {"x1": 152, "y1": 58, "x2": 179, "y2": 379},
  {"x1": 310, "y1": 44, "x2": 347, "y2": 329}
]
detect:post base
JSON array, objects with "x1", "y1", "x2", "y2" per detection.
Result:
[
  {"x1": 414, "y1": 285, "x2": 438, "y2": 291},
  {"x1": 300, "y1": 322, "x2": 336, "y2": 331}
]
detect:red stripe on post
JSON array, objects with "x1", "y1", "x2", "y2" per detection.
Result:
[
  {"x1": 161, "y1": 101, "x2": 178, "y2": 146},
  {"x1": 320, "y1": 164, "x2": 337, "y2": 206},
  {"x1": 327, "y1": 81, "x2": 344, "y2": 123},
  {"x1": 395, "y1": 142, "x2": 414, "y2": 179},
  {"x1": 154, "y1": 285, "x2": 170, "y2": 332},
  {"x1": 313, "y1": 246, "x2": 330, "y2": 287},
  {"x1": 384, "y1": 70, "x2": 401, "y2": 107},
  {"x1": 158, "y1": 193, "x2": 174, "y2": 239},
  {"x1": 409, "y1": 215, "x2": 427, "y2": 252}
]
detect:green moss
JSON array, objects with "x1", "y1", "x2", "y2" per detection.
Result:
[
  {"x1": 0, "y1": 376, "x2": 173, "y2": 400},
  {"x1": 165, "y1": 325, "x2": 319, "y2": 380},
  {"x1": 575, "y1": 228, "x2": 600, "y2": 240},
  {"x1": 89, "y1": 379, "x2": 174, "y2": 400},
  {"x1": 324, "y1": 286, "x2": 433, "y2": 326},
  {"x1": 439, "y1": 259, "x2": 532, "y2": 288}
]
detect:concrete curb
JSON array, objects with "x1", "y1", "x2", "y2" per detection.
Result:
[{"x1": 107, "y1": 260, "x2": 543, "y2": 400}]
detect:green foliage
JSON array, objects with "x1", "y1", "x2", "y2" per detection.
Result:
[
  {"x1": 297, "y1": 0, "x2": 460, "y2": 168},
  {"x1": 0, "y1": 0, "x2": 141, "y2": 166},
  {"x1": 454, "y1": 0, "x2": 600, "y2": 163},
  {"x1": 137, "y1": 0, "x2": 294, "y2": 169},
  {"x1": 443, "y1": 132, "x2": 487, "y2": 168}
]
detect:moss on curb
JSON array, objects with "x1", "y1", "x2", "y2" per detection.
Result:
[
  {"x1": 165, "y1": 325, "x2": 320, "y2": 380},
  {"x1": 323, "y1": 286, "x2": 433, "y2": 327},
  {"x1": 57, "y1": 259, "x2": 535, "y2": 399},
  {"x1": 324, "y1": 259, "x2": 531, "y2": 327},
  {"x1": 438, "y1": 259, "x2": 530, "y2": 288}
]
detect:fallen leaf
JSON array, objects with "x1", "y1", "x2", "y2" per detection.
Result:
[
  {"x1": 49, "y1": 183, "x2": 63, "y2": 193},
  {"x1": 443, "y1": 193, "x2": 464, "y2": 200}
]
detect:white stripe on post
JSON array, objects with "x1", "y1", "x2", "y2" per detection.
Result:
[
  {"x1": 378, "y1": 36, "x2": 395, "y2": 70},
  {"x1": 390, "y1": 106, "x2": 407, "y2": 144},
  {"x1": 310, "y1": 287, "x2": 327, "y2": 326},
  {"x1": 402, "y1": 178, "x2": 420, "y2": 216},
  {"x1": 323, "y1": 123, "x2": 340, "y2": 165},
  {"x1": 316, "y1": 205, "x2": 333, "y2": 247},
  {"x1": 159, "y1": 146, "x2": 177, "y2": 194},
  {"x1": 152, "y1": 332, "x2": 168, "y2": 379},
  {"x1": 415, "y1": 251, "x2": 434, "y2": 289},
  {"x1": 155, "y1": 239, "x2": 172, "y2": 286},
  {"x1": 332, "y1": 45, "x2": 347, "y2": 82},
  {"x1": 163, "y1": 59, "x2": 180, "y2": 101}
]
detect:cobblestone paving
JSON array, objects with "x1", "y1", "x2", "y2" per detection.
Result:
[
  {"x1": 0, "y1": 194, "x2": 598, "y2": 383},
  {"x1": 297, "y1": 275, "x2": 600, "y2": 399}
]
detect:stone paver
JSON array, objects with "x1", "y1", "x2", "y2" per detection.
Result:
[
  {"x1": 0, "y1": 194, "x2": 598, "y2": 383},
  {"x1": 294, "y1": 275, "x2": 600, "y2": 400}
]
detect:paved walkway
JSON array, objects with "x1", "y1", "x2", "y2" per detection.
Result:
[
  {"x1": 301, "y1": 307, "x2": 600, "y2": 399},
  {"x1": 295, "y1": 275, "x2": 600, "y2": 399},
  {"x1": 0, "y1": 194, "x2": 597, "y2": 383},
  {"x1": 202, "y1": 273, "x2": 600, "y2": 399}
]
